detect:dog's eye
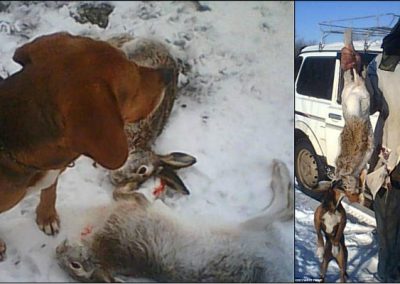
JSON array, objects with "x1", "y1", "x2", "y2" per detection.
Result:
[{"x1": 69, "y1": 261, "x2": 82, "y2": 270}]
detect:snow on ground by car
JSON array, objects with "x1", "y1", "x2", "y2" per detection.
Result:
[
  {"x1": 295, "y1": 186, "x2": 379, "y2": 283},
  {"x1": 0, "y1": 1, "x2": 293, "y2": 281}
]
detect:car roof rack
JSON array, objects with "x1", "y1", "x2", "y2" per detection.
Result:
[{"x1": 318, "y1": 13, "x2": 400, "y2": 51}]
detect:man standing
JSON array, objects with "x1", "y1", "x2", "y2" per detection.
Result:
[{"x1": 342, "y1": 19, "x2": 400, "y2": 282}]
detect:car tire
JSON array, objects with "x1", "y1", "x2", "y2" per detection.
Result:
[{"x1": 295, "y1": 138, "x2": 326, "y2": 193}]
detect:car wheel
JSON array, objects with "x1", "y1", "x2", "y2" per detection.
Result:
[{"x1": 295, "y1": 138, "x2": 325, "y2": 191}]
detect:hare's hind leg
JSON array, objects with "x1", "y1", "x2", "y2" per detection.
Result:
[
  {"x1": 240, "y1": 160, "x2": 293, "y2": 231},
  {"x1": 267, "y1": 159, "x2": 294, "y2": 221}
]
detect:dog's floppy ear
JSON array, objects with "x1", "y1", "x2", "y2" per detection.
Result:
[
  {"x1": 13, "y1": 46, "x2": 29, "y2": 66},
  {"x1": 65, "y1": 83, "x2": 128, "y2": 170},
  {"x1": 13, "y1": 32, "x2": 72, "y2": 66},
  {"x1": 13, "y1": 40, "x2": 35, "y2": 66}
]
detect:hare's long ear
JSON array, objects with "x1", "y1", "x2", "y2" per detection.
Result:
[
  {"x1": 158, "y1": 152, "x2": 197, "y2": 169},
  {"x1": 65, "y1": 83, "x2": 128, "y2": 170},
  {"x1": 157, "y1": 167, "x2": 190, "y2": 195}
]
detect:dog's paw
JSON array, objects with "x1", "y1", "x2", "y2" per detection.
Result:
[
  {"x1": 332, "y1": 245, "x2": 339, "y2": 257},
  {"x1": 36, "y1": 213, "x2": 60, "y2": 236},
  {"x1": 0, "y1": 239, "x2": 6, "y2": 261},
  {"x1": 316, "y1": 246, "x2": 324, "y2": 259}
]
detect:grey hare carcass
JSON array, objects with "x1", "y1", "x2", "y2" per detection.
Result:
[
  {"x1": 106, "y1": 34, "x2": 196, "y2": 197},
  {"x1": 56, "y1": 159, "x2": 293, "y2": 282}
]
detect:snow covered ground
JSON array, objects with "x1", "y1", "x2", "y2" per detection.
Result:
[
  {"x1": 0, "y1": 1, "x2": 294, "y2": 282},
  {"x1": 295, "y1": 186, "x2": 379, "y2": 283}
]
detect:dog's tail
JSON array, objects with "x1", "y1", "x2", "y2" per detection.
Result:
[{"x1": 239, "y1": 159, "x2": 293, "y2": 232}]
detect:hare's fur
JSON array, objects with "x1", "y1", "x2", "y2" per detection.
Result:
[
  {"x1": 336, "y1": 69, "x2": 374, "y2": 194},
  {"x1": 107, "y1": 34, "x2": 178, "y2": 150},
  {"x1": 106, "y1": 35, "x2": 180, "y2": 187},
  {"x1": 336, "y1": 117, "x2": 374, "y2": 177},
  {"x1": 341, "y1": 68, "x2": 370, "y2": 122},
  {"x1": 57, "y1": 160, "x2": 293, "y2": 282}
]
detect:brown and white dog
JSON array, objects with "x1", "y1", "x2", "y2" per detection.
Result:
[
  {"x1": 314, "y1": 181, "x2": 348, "y2": 282},
  {"x1": 0, "y1": 32, "x2": 172, "y2": 259}
]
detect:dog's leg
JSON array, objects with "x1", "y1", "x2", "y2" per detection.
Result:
[
  {"x1": 332, "y1": 208, "x2": 346, "y2": 255},
  {"x1": 36, "y1": 180, "x2": 60, "y2": 235},
  {"x1": 315, "y1": 206, "x2": 328, "y2": 282},
  {"x1": 320, "y1": 254, "x2": 329, "y2": 282},
  {"x1": 320, "y1": 241, "x2": 333, "y2": 282},
  {"x1": 314, "y1": 206, "x2": 325, "y2": 259},
  {"x1": 320, "y1": 260, "x2": 328, "y2": 283},
  {"x1": 337, "y1": 242, "x2": 348, "y2": 282}
]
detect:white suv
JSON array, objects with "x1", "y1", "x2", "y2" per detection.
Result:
[{"x1": 295, "y1": 41, "x2": 381, "y2": 202}]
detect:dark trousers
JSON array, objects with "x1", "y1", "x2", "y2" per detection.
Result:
[{"x1": 374, "y1": 187, "x2": 400, "y2": 282}]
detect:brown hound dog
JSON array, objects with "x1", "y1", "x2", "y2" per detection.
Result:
[
  {"x1": 314, "y1": 181, "x2": 348, "y2": 282},
  {"x1": 0, "y1": 32, "x2": 172, "y2": 259}
]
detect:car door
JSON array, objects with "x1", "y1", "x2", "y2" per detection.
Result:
[{"x1": 323, "y1": 54, "x2": 344, "y2": 167}]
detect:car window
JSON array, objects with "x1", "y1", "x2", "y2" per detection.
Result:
[
  {"x1": 337, "y1": 53, "x2": 378, "y2": 104},
  {"x1": 295, "y1": 56, "x2": 303, "y2": 81},
  {"x1": 296, "y1": 56, "x2": 336, "y2": 100}
]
